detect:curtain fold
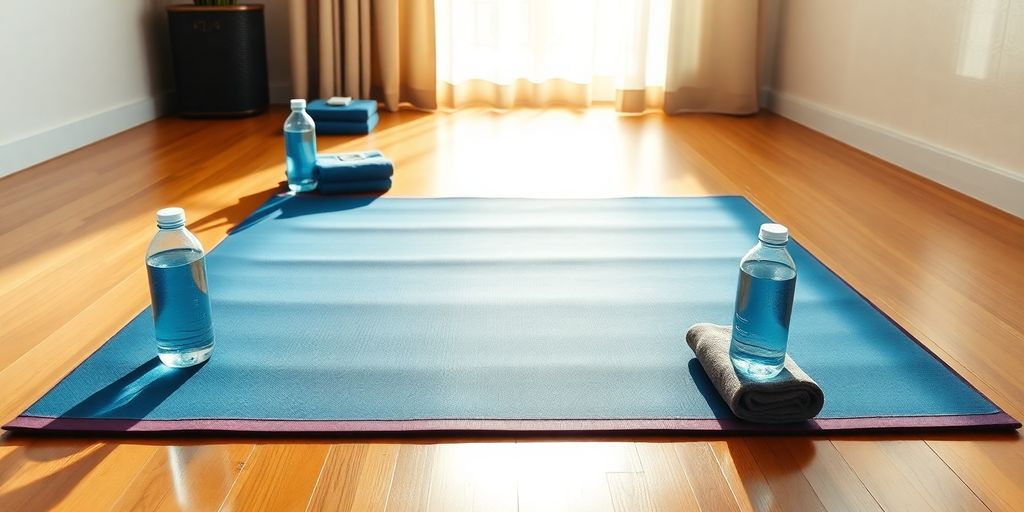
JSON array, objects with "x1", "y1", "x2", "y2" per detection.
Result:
[
  {"x1": 433, "y1": 0, "x2": 760, "y2": 114},
  {"x1": 288, "y1": 0, "x2": 436, "y2": 111},
  {"x1": 290, "y1": 0, "x2": 760, "y2": 114},
  {"x1": 663, "y1": 0, "x2": 761, "y2": 114}
]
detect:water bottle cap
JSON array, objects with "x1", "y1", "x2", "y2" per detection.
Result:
[
  {"x1": 290, "y1": 99, "x2": 306, "y2": 110},
  {"x1": 759, "y1": 223, "x2": 789, "y2": 244},
  {"x1": 156, "y1": 207, "x2": 186, "y2": 228}
]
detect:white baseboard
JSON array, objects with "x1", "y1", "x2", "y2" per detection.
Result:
[
  {"x1": 0, "y1": 92, "x2": 173, "y2": 179},
  {"x1": 765, "y1": 89, "x2": 1024, "y2": 219}
]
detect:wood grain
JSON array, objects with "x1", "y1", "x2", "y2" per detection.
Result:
[
  {"x1": 384, "y1": 445, "x2": 436, "y2": 512},
  {"x1": 607, "y1": 472, "x2": 656, "y2": 512},
  {"x1": 0, "y1": 442, "x2": 158, "y2": 511},
  {"x1": 673, "y1": 443, "x2": 742, "y2": 512},
  {"x1": 709, "y1": 440, "x2": 780, "y2": 512},
  {"x1": 305, "y1": 444, "x2": 399, "y2": 512},
  {"x1": 0, "y1": 106, "x2": 1022, "y2": 511},
  {"x1": 111, "y1": 443, "x2": 253, "y2": 512},
  {"x1": 929, "y1": 438, "x2": 1024, "y2": 511},
  {"x1": 635, "y1": 443, "x2": 701, "y2": 512},
  {"x1": 743, "y1": 440, "x2": 826, "y2": 512},
  {"x1": 785, "y1": 440, "x2": 879, "y2": 512},
  {"x1": 219, "y1": 443, "x2": 330, "y2": 511}
]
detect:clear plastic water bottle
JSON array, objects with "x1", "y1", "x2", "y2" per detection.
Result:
[
  {"x1": 730, "y1": 223, "x2": 797, "y2": 379},
  {"x1": 284, "y1": 98, "x2": 318, "y2": 192},
  {"x1": 146, "y1": 207, "x2": 214, "y2": 368}
]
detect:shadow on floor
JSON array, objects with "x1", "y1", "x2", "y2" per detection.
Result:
[
  {"x1": 0, "y1": 443, "x2": 115, "y2": 510},
  {"x1": 226, "y1": 190, "x2": 386, "y2": 235},
  {"x1": 188, "y1": 184, "x2": 286, "y2": 235}
]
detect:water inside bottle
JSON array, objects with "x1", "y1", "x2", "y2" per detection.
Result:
[
  {"x1": 146, "y1": 247, "x2": 214, "y2": 367},
  {"x1": 285, "y1": 129, "x2": 317, "y2": 192},
  {"x1": 730, "y1": 259, "x2": 796, "y2": 379}
]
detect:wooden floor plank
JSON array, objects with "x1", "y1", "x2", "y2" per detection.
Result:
[
  {"x1": 0, "y1": 442, "x2": 111, "y2": 510},
  {"x1": 516, "y1": 442, "x2": 639, "y2": 512},
  {"x1": 926, "y1": 440, "x2": 1024, "y2": 512},
  {"x1": 424, "y1": 443, "x2": 517, "y2": 512},
  {"x1": 832, "y1": 441, "x2": 962, "y2": 512},
  {"x1": 305, "y1": 443, "x2": 399, "y2": 512},
  {"x1": 607, "y1": 472, "x2": 656, "y2": 512},
  {"x1": 635, "y1": 443, "x2": 701, "y2": 512},
  {"x1": 784, "y1": 440, "x2": 880, "y2": 512},
  {"x1": 384, "y1": 444, "x2": 437, "y2": 512},
  {"x1": 111, "y1": 443, "x2": 253, "y2": 512},
  {"x1": 218, "y1": 443, "x2": 330, "y2": 512},
  {"x1": 743, "y1": 439, "x2": 827, "y2": 512},
  {"x1": 709, "y1": 440, "x2": 782, "y2": 512},
  {"x1": 672, "y1": 443, "x2": 742, "y2": 512},
  {"x1": 0, "y1": 442, "x2": 158, "y2": 511},
  {"x1": 877, "y1": 441, "x2": 988, "y2": 512}
]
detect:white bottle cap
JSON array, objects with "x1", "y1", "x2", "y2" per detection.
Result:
[
  {"x1": 156, "y1": 207, "x2": 186, "y2": 228},
  {"x1": 758, "y1": 223, "x2": 789, "y2": 244},
  {"x1": 290, "y1": 98, "x2": 306, "y2": 110}
]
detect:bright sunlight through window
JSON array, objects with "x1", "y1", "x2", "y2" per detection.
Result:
[{"x1": 436, "y1": 0, "x2": 672, "y2": 101}]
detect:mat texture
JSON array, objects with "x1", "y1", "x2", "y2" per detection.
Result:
[{"x1": 6, "y1": 196, "x2": 1018, "y2": 434}]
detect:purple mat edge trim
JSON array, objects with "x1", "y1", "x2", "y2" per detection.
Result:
[{"x1": 5, "y1": 412, "x2": 1019, "y2": 434}]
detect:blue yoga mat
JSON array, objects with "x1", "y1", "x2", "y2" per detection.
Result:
[{"x1": 6, "y1": 196, "x2": 1017, "y2": 434}]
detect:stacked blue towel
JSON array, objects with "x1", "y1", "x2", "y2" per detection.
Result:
[
  {"x1": 307, "y1": 99, "x2": 379, "y2": 135},
  {"x1": 316, "y1": 150, "x2": 393, "y2": 195}
]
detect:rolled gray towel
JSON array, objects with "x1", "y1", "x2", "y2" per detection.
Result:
[{"x1": 686, "y1": 323, "x2": 824, "y2": 424}]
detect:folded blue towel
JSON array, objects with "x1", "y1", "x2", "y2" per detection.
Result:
[
  {"x1": 318, "y1": 178, "x2": 392, "y2": 195},
  {"x1": 316, "y1": 152, "x2": 394, "y2": 183},
  {"x1": 314, "y1": 114, "x2": 379, "y2": 135},
  {"x1": 307, "y1": 99, "x2": 378, "y2": 122}
]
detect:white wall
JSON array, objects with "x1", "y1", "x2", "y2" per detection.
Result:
[
  {"x1": 767, "y1": 0, "x2": 1024, "y2": 217},
  {"x1": 0, "y1": 0, "x2": 177, "y2": 177},
  {"x1": 0, "y1": 0, "x2": 293, "y2": 178}
]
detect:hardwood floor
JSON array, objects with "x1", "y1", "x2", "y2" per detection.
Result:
[{"x1": 0, "y1": 106, "x2": 1022, "y2": 511}]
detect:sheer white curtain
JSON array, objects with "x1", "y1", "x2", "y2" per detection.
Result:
[
  {"x1": 434, "y1": 0, "x2": 760, "y2": 114},
  {"x1": 435, "y1": 0, "x2": 671, "y2": 112}
]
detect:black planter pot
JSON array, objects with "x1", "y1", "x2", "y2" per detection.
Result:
[{"x1": 167, "y1": 4, "x2": 269, "y2": 117}]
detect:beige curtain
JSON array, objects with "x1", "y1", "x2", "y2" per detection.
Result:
[
  {"x1": 288, "y1": 0, "x2": 436, "y2": 111},
  {"x1": 434, "y1": 0, "x2": 760, "y2": 114},
  {"x1": 663, "y1": 0, "x2": 761, "y2": 114}
]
